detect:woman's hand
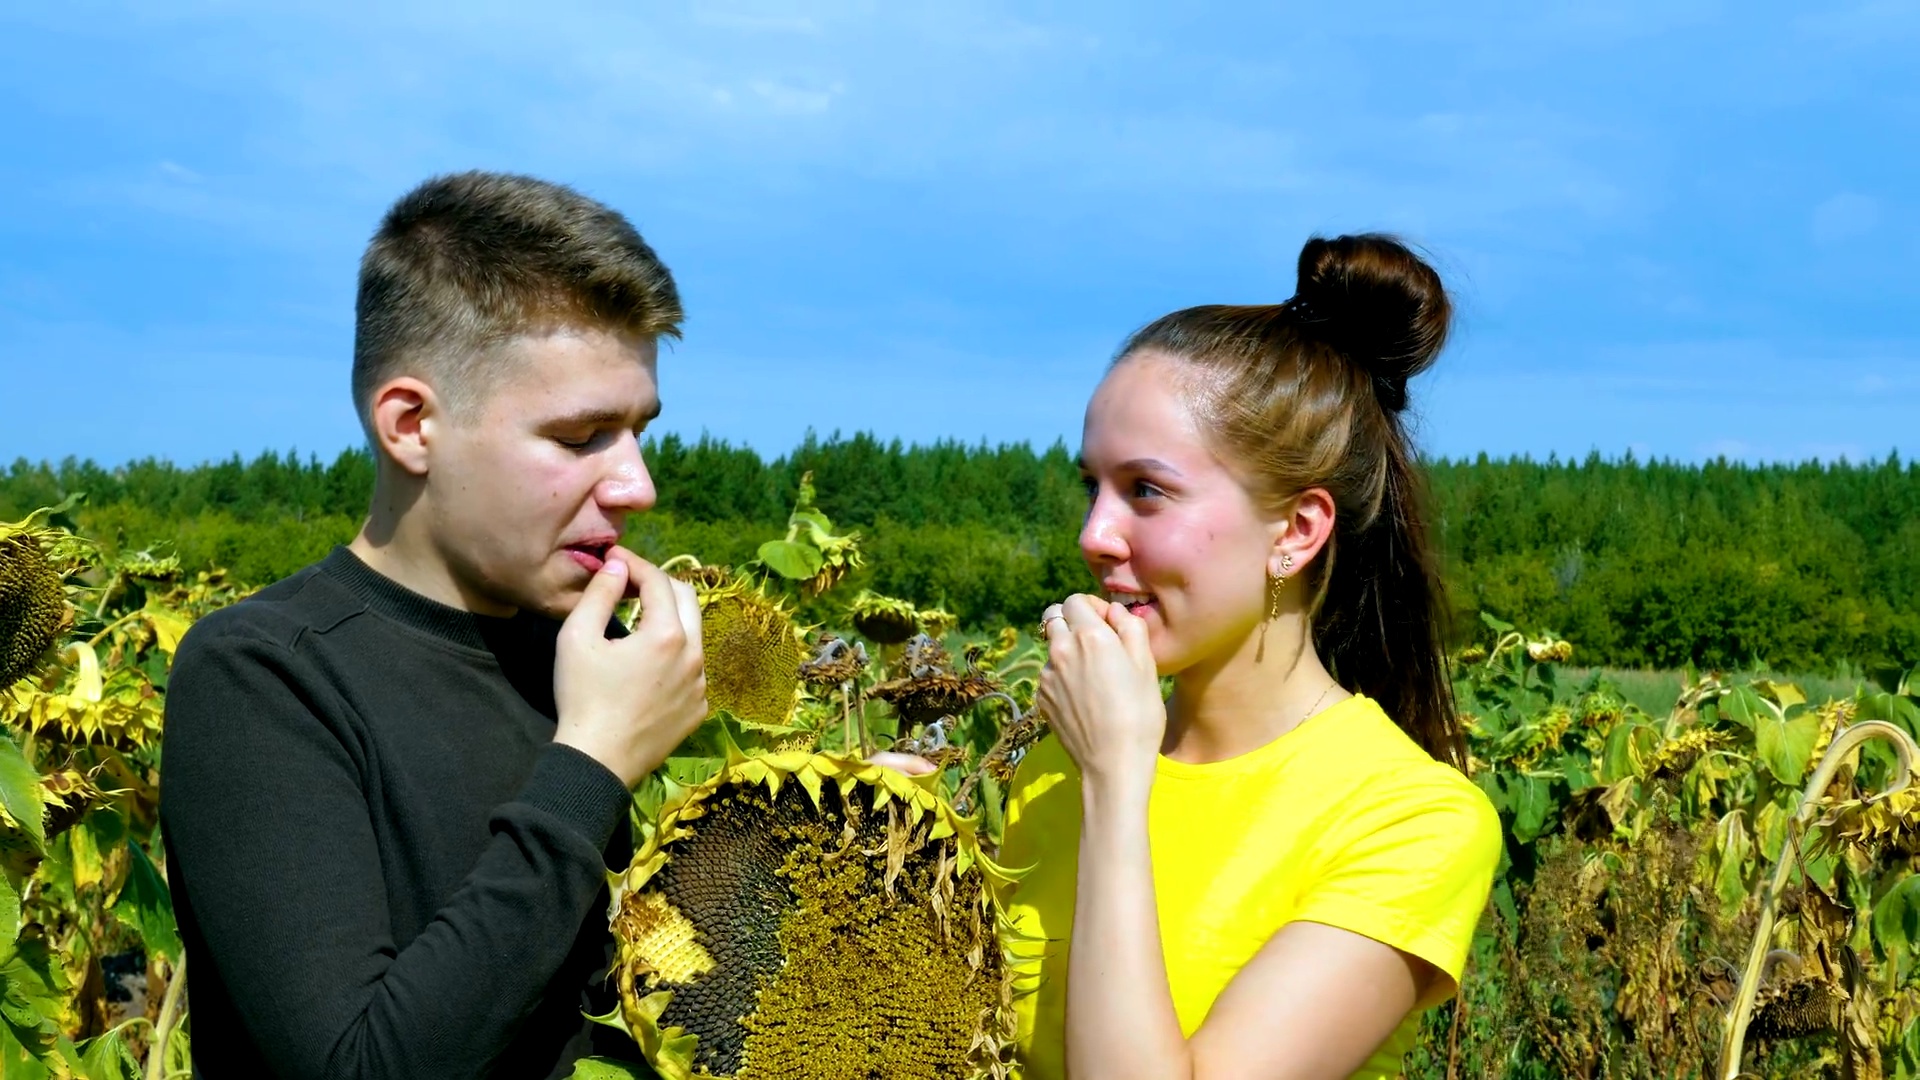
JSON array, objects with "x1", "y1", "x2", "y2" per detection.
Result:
[{"x1": 1037, "y1": 593, "x2": 1165, "y2": 794}]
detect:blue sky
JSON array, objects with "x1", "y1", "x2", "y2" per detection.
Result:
[{"x1": 2, "y1": 1, "x2": 1916, "y2": 467}]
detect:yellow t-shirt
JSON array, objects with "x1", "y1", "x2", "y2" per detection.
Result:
[{"x1": 998, "y1": 694, "x2": 1501, "y2": 1080}]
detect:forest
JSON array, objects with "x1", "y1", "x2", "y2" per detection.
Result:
[{"x1": 3, "y1": 433, "x2": 1916, "y2": 671}]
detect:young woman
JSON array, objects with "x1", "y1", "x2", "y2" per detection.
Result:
[{"x1": 1001, "y1": 235, "x2": 1502, "y2": 1080}]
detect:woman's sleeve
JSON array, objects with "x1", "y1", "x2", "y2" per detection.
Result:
[{"x1": 1287, "y1": 770, "x2": 1501, "y2": 1005}]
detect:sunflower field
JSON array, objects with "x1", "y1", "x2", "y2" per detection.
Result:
[{"x1": 4, "y1": 481, "x2": 1920, "y2": 1079}]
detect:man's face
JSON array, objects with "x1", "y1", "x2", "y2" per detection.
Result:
[{"x1": 426, "y1": 328, "x2": 661, "y2": 619}]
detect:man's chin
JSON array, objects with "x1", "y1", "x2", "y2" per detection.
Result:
[{"x1": 526, "y1": 587, "x2": 584, "y2": 622}]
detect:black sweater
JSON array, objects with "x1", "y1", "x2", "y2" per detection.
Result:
[{"x1": 160, "y1": 547, "x2": 643, "y2": 1079}]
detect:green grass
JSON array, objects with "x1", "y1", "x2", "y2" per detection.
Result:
[{"x1": 1564, "y1": 666, "x2": 1872, "y2": 717}]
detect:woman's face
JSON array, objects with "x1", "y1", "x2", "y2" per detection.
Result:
[{"x1": 1077, "y1": 352, "x2": 1279, "y2": 674}]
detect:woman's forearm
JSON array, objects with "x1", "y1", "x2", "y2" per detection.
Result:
[{"x1": 1065, "y1": 779, "x2": 1192, "y2": 1080}]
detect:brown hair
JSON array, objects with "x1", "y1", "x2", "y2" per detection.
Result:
[
  {"x1": 352, "y1": 170, "x2": 684, "y2": 429},
  {"x1": 1118, "y1": 234, "x2": 1464, "y2": 770}
]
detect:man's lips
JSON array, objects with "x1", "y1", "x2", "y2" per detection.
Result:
[{"x1": 564, "y1": 539, "x2": 617, "y2": 573}]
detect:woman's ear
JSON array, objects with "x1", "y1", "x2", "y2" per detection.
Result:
[
  {"x1": 1269, "y1": 487, "x2": 1337, "y2": 578},
  {"x1": 367, "y1": 376, "x2": 439, "y2": 477}
]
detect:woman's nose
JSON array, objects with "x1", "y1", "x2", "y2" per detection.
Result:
[{"x1": 1079, "y1": 494, "x2": 1130, "y2": 565}]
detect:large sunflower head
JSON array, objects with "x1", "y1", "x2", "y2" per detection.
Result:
[
  {"x1": 604, "y1": 752, "x2": 1020, "y2": 1080},
  {"x1": 695, "y1": 576, "x2": 806, "y2": 731},
  {"x1": 0, "y1": 516, "x2": 81, "y2": 690}
]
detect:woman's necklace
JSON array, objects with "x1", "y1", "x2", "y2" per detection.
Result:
[{"x1": 1293, "y1": 681, "x2": 1339, "y2": 731}]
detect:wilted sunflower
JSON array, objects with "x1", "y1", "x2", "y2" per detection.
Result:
[
  {"x1": 1640, "y1": 726, "x2": 1726, "y2": 781},
  {"x1": 848, "y1": 591, "x2": 920, "y2": 646},
  {"x1": 798, "y1": 634, "x2": 868, "y2": 688},
  {"x1": 40, "y1": 766, "x2": 105, "y2": 839},
  {"x1": 1746, "y1": 974, "x2": 1844, "y2": 1041},
  {"x1": 116, "y1": 549, "x2": 182, "y2": 582},
  {"x1": 0, "y1": 518, "x2": 75, "y2": 689},
  {"x1": 871, "y1": 635, "x2": 1001, "y2": 729},
  {"x1": 696, "y1": 576, "x2": 806, "y2": 731},
  {"x1": 1525, "y1": 637, "x2": 1574, "y2": 664},
  {"x1": 605, "y1": 752, "x2": 1020, "y2": 1080},
  {"x1": 1816, "y1": 784, "x2": 1920, "y2": 859}
]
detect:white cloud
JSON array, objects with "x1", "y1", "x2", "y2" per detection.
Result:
[{"x1": 746, "y1": 79, "x2": 844, "y2": 115}]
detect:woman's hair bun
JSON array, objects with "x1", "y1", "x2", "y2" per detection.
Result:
[{"x1": 1291, "y1": 234, "x2": 1451, "y2": 412}]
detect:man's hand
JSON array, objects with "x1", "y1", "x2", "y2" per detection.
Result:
[{"x1": 554, "y1": 547, "x2": 707, "y2": 787}]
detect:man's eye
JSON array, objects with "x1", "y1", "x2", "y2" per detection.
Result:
[{"x1": 556, "y1": 433, "x2": 598, "y2": 451}]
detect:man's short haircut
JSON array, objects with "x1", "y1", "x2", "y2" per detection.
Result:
[{"x1": 352, "y1": 170, "x2": 683, "y2": 430}]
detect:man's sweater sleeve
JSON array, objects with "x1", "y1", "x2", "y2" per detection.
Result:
[{"x1": 160, "y1": 622, "x2": 630, "y2": 1080}]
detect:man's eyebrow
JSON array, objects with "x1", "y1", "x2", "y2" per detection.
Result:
[{"x1": 543, "y1": 402, "x2": 661, "y2": 427}]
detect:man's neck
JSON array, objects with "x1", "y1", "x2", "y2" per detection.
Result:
[{"x1": 349, "y1": 506, "x2": 517, "y2": 619}]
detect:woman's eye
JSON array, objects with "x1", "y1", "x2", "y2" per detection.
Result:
[
  {"x1": 1080, "y1": 476, "x2": 1098, "y2": 498},
  {"x1": 1132, "y1": 479, "x2": 1164, "y2": 499}
]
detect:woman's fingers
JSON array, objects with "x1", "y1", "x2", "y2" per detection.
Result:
[
  {"x1": 1060, "y1": 593, "x2": 1112, "y2": 632},
  {"x1": 1040, "y1": 603, "x2": 1067, "y2": 642},
  {"x1": 1107, "y1": 603, "x2": 1153, "y2": 669}
]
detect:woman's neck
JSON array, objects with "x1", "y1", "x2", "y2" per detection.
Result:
[{"x1": 1163, "y1": 616, "x2": 1344, "y2": 764}]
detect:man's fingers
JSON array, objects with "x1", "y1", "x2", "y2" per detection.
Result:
[
  {"x1": 565, "y1": 553, "x2": 630, "y2": 638},
  {"x1": 669, "y1": 578, "x2": 701, "y2": 646},
  {"x1": 624, "y1": 552, "x2": 681, "y2": 637}
]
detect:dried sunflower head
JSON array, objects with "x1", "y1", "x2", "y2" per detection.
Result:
[
  {"x1": 605, "y1": 752, "x2": 1020, "y2": 1080},
  {"x1": 1746, "y1": 974, "x2": 1844, "y2": 1042},
  {"x1": 40, "y1": 766, "x2": 105, "y2": 839},
  {"x1": 799, "y1": 634, "x2": 868, "y2": 688},
  {"x1": 695, "y1": 575, "x2": 806, "y2": 731},
  {"x1": 871, "y1": 673, "x2": 998, "y2": 730}
]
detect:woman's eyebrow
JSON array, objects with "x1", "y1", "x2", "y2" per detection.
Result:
[
  {"x1": 1075, "y1": 456, "x2": 1183, "y2": 476},
  {"x1": 1123, "y1": 457, "x2": 1184, "y2": 477}
]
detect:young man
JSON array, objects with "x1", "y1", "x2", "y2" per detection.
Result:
[{"x1": 161, "y1": 171, "x2": 708, "y2": 1079}]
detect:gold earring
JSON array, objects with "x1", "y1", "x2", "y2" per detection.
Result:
[{"x1": 1267, "y1": 554, "x2": 1295, "y2": 619}]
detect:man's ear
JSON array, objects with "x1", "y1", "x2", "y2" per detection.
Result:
[
  {"x1": 1269, "y1": 487, "x2": 1337, "y2": 578},
  {"x1": 367, "y1": 376, "x2": 440, "y2": 477}
]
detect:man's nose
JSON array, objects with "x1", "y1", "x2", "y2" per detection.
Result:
[{"x1": 597, "y1": 435, "x2": 657, "y2": 513}]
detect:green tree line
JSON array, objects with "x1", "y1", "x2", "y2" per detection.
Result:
[{"x1": 4, "y1": 435, "x2": 1916, "y2": 670}]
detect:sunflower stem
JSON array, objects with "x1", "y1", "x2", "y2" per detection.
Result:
[{"x1": 146, "y1": 952, "x2": 185, "y2": 1080}]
